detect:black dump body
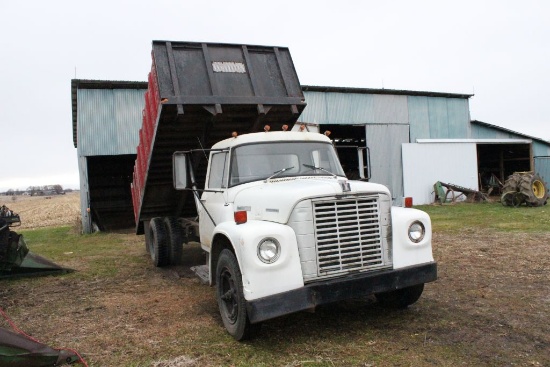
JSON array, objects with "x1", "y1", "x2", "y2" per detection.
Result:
[{"x1": 132, "y1": 41, "x2": 306, "y2": 234}]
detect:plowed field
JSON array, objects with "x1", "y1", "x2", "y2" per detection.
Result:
[{"x1": 1, "y1": 192, "x2": 81, "y2": 229}]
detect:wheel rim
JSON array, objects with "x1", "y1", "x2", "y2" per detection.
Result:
[
  {"x1": 532, "y1": 180, "x2": 546, "y2": 199},
  {"x1": 220, "y1": 268, "x2": 238, "y2": 324}
]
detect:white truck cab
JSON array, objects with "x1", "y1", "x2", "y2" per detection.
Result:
[{"x1": 173, "y1": 130, "x2": 437, "y2": 340}]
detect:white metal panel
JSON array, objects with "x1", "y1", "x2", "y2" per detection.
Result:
[
  {"x1": 78, "y1": 155, "x2": 92, "y2": 233},
  {"x1": 402, "y1": 143, "x2": 478, "y2": 205}
]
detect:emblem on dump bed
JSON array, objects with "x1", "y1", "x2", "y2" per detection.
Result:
[{"x1": 212, "y1": 62, "x2": 246, "y2": 73}]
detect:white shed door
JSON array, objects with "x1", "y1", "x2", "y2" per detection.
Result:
[{"x1": 402, "y1": 143, "x2": 479, "y2": 205}]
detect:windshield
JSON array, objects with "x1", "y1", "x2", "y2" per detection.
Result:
[{"x1": 229, "y1": 141, "x2": 345, "y2": 186}]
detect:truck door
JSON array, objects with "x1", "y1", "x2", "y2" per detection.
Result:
[{"x1": 199, "y1": 151, "x2": 229, "y2": 249}]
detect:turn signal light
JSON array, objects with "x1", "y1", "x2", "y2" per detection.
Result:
[{"x1": 234, "y1": 211, "x2": 247, "y2": 224}]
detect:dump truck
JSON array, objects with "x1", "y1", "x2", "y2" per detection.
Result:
[{"x1": 132, "y1": 40, "x2": 437, "y2": 340}]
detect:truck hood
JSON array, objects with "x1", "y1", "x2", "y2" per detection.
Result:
[{"x1": 231, "y1": 177, "x2": 391, "y2": 224}]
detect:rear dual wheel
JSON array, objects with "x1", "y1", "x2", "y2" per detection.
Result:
[
  {"x1": 146, "y1": 217, "x2": 184, "y2": 267},
  {"x1": 148, "y1": 217, "x2": 169, "y2": 267},
  {"x1": 164, "y1": 217, "x2": 184, "y2": 265}
]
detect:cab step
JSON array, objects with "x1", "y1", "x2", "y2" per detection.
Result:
[{"x1": 191, "y1": 265, "x2": 209, "y2": 284}]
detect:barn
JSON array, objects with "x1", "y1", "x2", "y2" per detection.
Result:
[{"x1": 72, "y1": 79, "x2": 550, "y2": 233}]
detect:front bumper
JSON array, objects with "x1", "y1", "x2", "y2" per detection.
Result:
[{"x1": 246, "y1": 261, "x2": 437, "y2": 323}]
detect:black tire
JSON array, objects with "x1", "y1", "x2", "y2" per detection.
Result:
[
  {"x1": 216, "y1": 249, "x2": 260, "y2": 340},
  {"x1": 144, "y1": 220, "x2": 151, "y2": 254},
  {"x1": 164, "y1": 216, "x2": 184, "y2": 265},
  {"x1": 150, "y1": 217, "x2": 169, "y2": 267},
  {"x1": 518, "y1": 173, "x2": 548, "y2": 207},
  {"x1": 501, "y1": 173, "x2": 522, "y2": 206},
  {"x1": 375, "y1": 284, "x2": 424, "y2": 309}
]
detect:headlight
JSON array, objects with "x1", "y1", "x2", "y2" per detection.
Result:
[
  {"x1": 257, "y1": 237, "x2": 280, "y2": 264},
  {"x1": 408, "y1": 221, "x2": 425, "y2": 243}
]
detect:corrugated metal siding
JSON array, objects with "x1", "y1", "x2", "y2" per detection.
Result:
[
  {"x1": 533, "y1": 141, "x2": 550, "y2": 157},
  {"x1": 299, "y1": 91, "x2": 409, "y2": 125},
  {"x1": 366, "y1": 124, "x2": 409, "y2": 199},
  {"x1": 471, "y1": 123, "x2": 520, "y2": 139},
  {"x1": 373, "y1": 95, "x2": 408, "y2": 124},
  {"x1": 408, "y1": 96, "x2": 430, "y2": 140},
  {"x1": 446, "y1": 98, "x2": 471, "y2": 137},
  {"x1": 427, "y1": 98, "x2": 449, "y2": 138},
  {"x1": 534, "y1": 157, "x2": 550, "y2": 186},
  {"x1": 299, "y1": 91, "x2": 375, "y2": 124},
  {"x1": 77, "y1": 89, "x2": 146, "y2": 156},
  {"x1": 408, "y1": 96, "x2": 470, "y2": 141},
  {"x1": 533, "y1": 142, "x2": 550, "y2": 186}
]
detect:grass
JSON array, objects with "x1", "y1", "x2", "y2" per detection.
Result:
[
  {"x1": 2, "y1": 203, "x2": 549, "y2": 366},
  {"x1": 418, "y1": 201, "x2": 550, "y2": 233}
]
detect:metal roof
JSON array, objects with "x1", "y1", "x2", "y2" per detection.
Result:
[
  {"x1": 302, "y1": 85, "x2": 473, "y2": 99},
  {"x1": 471, "y1": 120, "x2": 550, "y2": 146},
  {"x1": 71, "y1": 79, "x2": 475, "y2": 149},
  {"x1": 71, "y1": 79, "x2": 148, "y2": 148}
]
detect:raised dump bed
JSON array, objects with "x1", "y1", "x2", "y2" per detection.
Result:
[{"x1": 132, "y1": 40, "x2": 306, "y2": 233}]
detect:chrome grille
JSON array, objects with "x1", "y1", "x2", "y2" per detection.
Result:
[{"x1": 313, "y1": 197, "x2": 383, "y2": 276}]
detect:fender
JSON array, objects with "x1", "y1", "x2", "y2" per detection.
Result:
[
  {"x1": 211, "y1": 220, "x2": 304, "y2": 301},
  {"x1": 391, "y1": 207, "x2": 434, "y2": 269}
]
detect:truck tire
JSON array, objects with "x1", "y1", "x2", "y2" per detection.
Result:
[
  {"x1": 149, "y1": 217, "x2": 169, "y2": 267},
  {"x1": 164, "y1": 216, "x2": 183, "y2": 265},
  {"x1": 144, "y1": 220, "x2": 151, "y2": 254},
  {"x1": 375, "y1": 284, "x2": 424, "y2": 309},
  {"x1": 216, "y1": 249, "x2": 260, "y2": 340}
]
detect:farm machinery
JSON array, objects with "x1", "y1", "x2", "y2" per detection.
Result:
[
  {"x1": 501, "y1": 172, "x2": 549, "y2": 207},
  {"x1": 0, "y1": 205, "x2": 69, "y2": 278}
]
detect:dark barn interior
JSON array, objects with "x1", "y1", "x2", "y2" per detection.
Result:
[{"x1": 87, "y1": 154, "x2": 136, "y2": 231}]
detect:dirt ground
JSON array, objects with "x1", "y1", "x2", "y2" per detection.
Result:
[{"x1": 1, "y1": 193, "x2": 549, "y2": 366}]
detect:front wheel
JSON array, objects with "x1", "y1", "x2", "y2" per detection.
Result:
[
  {"x1": 375, "y1": 284, "x2": 424, "y2": 309},
  {"x1": 216, "y1": 249, "x2": 260, "y2": 340}
]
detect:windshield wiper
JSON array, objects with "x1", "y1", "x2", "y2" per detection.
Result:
[
  {"x1": 302, "y1": 164, "x2": 337, "y2": 178},
  {"x1": 265, "y1": 166, "x2": 294, "y2": 182}
]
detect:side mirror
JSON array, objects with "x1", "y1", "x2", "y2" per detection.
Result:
[{"x1": 173, "y1": 152, "x2": 188, "y2": 189}]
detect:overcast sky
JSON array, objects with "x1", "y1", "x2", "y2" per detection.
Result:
[{"x1": 1, "y1": 0, "x2": 549, "y2": 192}]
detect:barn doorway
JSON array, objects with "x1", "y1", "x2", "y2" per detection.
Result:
[
  {"x1": 321, "y1": 124, "x2": 366, "y2": 180},
  {"x1": 86, "y1": 154, "x2": 136, "y2": 231},
  {"x1": 477, "y1": 143, "x2": 531, "y2": 195}
]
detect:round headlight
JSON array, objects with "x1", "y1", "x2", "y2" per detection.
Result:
[
  {"x1": 257, "y1": 237, "x2": 280, "y2": 264},
  {"x1": 408, "y1": 221, "x2": 425, "y2": 243}
]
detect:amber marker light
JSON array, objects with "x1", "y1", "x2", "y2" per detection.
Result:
[{"x1": 234, "y1": 211, "x2": 247, "y2": 224}]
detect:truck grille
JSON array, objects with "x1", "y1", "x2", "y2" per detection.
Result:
[{"x1": 313, "y1": 197, "x2": 383, "y2": 276}]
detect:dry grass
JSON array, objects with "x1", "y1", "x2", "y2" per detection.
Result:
[{"x1": 3, "y1": 192, "x2": 81, "y2": 230}]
